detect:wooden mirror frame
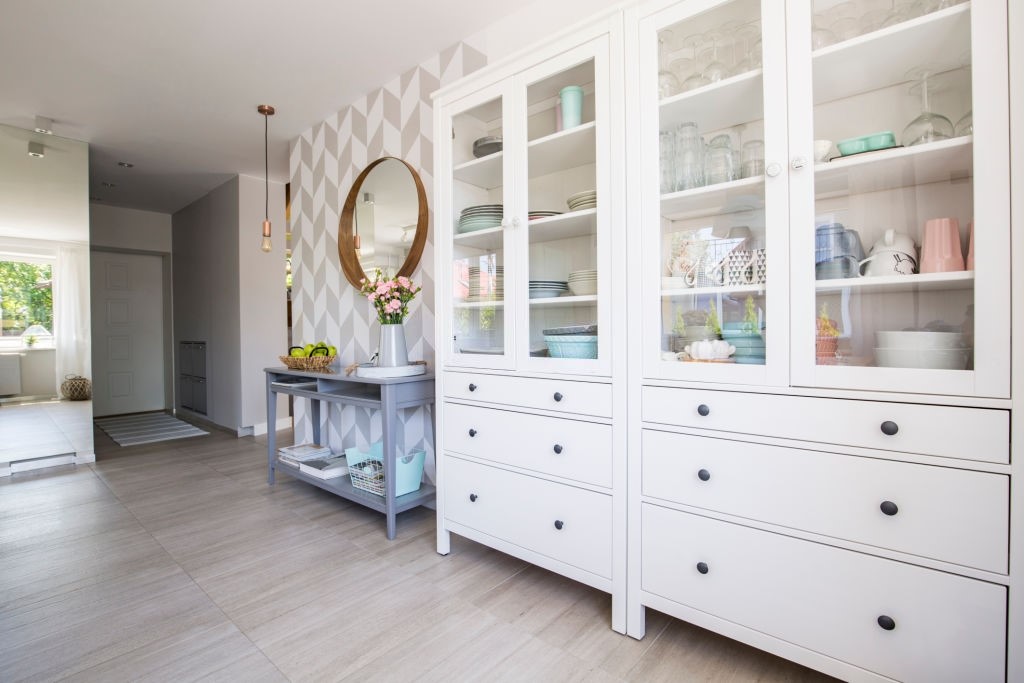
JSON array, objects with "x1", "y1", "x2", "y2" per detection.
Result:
[{"x1": 337, "y1": 157, "x2": 428, "y2": 289}]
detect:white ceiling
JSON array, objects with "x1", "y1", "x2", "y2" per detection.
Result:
[{"x1": 0, "y1": 0, "x2": 521, "y2": 215}]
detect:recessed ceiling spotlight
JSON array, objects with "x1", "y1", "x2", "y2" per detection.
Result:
[
  {"x1": 28, "y1": 142, "x2": 45, "y2": 158},
  {"x1": 34, "y1": 116, "x2": 54, "y2": 135},
  {"x1": 100, "y1": 181, "x2": 117, "y2": 188},
  {"x1": 117, "y1": 161, "x2": 134, "y2": 168}
]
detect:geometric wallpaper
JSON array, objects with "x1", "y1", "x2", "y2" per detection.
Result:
[{"x1": 288, "y1": 41, "x2": 487, "y2": 481}]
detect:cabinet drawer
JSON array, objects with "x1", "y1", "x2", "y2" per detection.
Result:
[
  {"x1": 643, "y1": 430, "x2": 1008, "y2": 573},
  {"x1": 642, "y1": 505, "x2": 1005, "y2": 682},
  {"x1": 446, "y1": 372, "x2": 612, "y2": 418},
  {"x1": 642, "y1": 386, "x2": 1009, "y2": 464},
  {"x1": 444, "y1": 403, "x2": 612, "y2": 488},
  {"x1": 443, "y1": 456, "x2": 612, "y2": 578}
]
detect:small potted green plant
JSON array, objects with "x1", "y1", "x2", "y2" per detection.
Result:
[
  {"x1": 816, "y1": 302, "x2": 840, "y2": 360},
  {"x1": 706, "y1": 301, "x2": 722, "y2": 339},
  {"x1": 24, "y1": 334, "x2": 37, "y2": 348}
]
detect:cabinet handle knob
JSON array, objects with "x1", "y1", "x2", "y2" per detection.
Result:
[
  {"x1": 553, "y1": 392, "x2": 564, "y2": 402},
  {"x1": 698, "y1": 469, "x2": 711, "y2": 482},
  {"x1": 880, "y1": 500, "x2": 899, "y2": 516},
  {"x1": 468, "y1": 428, "x2": 477, "y2": 437},
  {"x1": 765, "y1": 162, "x2": 782, "y2": 177},
  {"x1": 791, "y1": 156, "x2": 808, "y2": 170},
  {"x1": 469, "y1": 493, "x2": 478, "y2": 502},
  {"x1": 553, "y1": 444, "x2": 563, "y2": 454},
  {"x1": 554, "y1": 520, "x2": 564, "y2": 530},
  {"x1": 697, "y1": 404, "x2": 710, "y2": 417},
  {"x1": 696, "y1": 562, "x2": 709, "y2": 574},
  {"x1": 877, "y1": 615, "x2": 896, "y2": 631},
  {"x1": 880, "y1": 420, "x2": 899, "y2": 436},
  {"x1": 468, "y1": 383, "x2": 477, "y2": 392}
]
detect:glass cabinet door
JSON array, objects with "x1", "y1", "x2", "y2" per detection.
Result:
[
  {"x1": 640, "y1": 0, "x2": 789, "y2": 385},
  {"x1": 788, "y1": 0, "x2": 1010, "y2": 397},
  {"x1": 442, "y1": 83, "x2": 516, "y2": 370},
  {"x1": 514, "y1": 38, "x2": 612, "y2": 374}
]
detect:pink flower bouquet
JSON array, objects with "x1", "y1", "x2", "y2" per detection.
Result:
[{"x1": 359, "y1": 271, "x2": 422, "y2": 325}]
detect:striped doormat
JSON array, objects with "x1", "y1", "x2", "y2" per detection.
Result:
[{"x1": 95, "y1": 412, "x2": 208, "y2": 446}]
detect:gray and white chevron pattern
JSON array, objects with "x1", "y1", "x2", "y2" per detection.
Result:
[{"x1": 288, "y1": 42, "x2": 486, "y2": 481}]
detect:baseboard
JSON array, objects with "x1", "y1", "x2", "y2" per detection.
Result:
[
  {"x1": 250, "y1": 417, "x2": 292, "y2": 437},
  {"x1": 75, "y1": 451, "x2": 96, "y2": 464}
]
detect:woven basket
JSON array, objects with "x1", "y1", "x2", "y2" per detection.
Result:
[
  {"x1": 60, "y1": 374, "x2": 92, "y2": 400},
  {"x1": 279, "y1": 355, "x2": 336, "y2": 371}
]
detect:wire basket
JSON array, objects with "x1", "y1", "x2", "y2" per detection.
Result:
[
  {"x1": 60, "y1": 374, "x2": 92, "y2": 400},
  {"x1": 345, "y1": 442, "x2": 425, "y2": 497},
  {"x1": 278, "y1": 355, "x2": 335, "y2": 371}
]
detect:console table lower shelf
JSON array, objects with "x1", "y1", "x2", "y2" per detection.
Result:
[{"x1": 264, "y1": 366, "x2": 436, "y2": 539}]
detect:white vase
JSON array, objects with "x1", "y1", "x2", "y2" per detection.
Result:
[{"x1": 378, "y1": 323, "x2": 408, "y2": 367}]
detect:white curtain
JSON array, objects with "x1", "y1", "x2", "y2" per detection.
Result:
[{"x1": 53, "y1": 243, "x2": 91, "y2": 391}]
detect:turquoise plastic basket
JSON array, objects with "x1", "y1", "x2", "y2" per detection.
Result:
[
  {"x1": 344, "y1": 441, "x2": 424, "y2": 497},
  {"x1": 543, "y1": 334, "x2": 598, "y2": 359}
]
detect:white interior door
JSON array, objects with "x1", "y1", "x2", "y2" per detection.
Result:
[{"x1": 90, "y1": 251, "x2": 165, "y2": 417}]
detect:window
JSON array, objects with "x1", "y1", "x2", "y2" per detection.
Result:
[{"x1": 0, "y1": 260, "x2": 53, "y2": 341}]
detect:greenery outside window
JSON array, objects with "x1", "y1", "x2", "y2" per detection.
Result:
[{"x1": 0, "y1": 260, "x2": 54, "y2": 341}]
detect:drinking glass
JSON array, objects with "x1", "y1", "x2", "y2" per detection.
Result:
[
  {"x1": 741, "y1": 140, "x2": 765, "y2": 179},
  {"x1": 704, "y1": 134, "x2": 736, "y2": 185},
  {"x1": 675, "y1": 122, "x2": 705, "y2": 190},
  {"x1": 660, "y1": 130, "x2": 676, "y2": 194}
]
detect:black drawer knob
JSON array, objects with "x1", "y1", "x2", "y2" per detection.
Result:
[
  {"x1": 468, "y1": 428, "x2": 477, "y2": 437},
  {"x1": 468, "y1": 383, "x2": 477, "y2": 392},
  {"x1": 697, "y1": 404, "x2": 710, "y2": 417},
  {"x1": 880, "y1": 420, "x2": 899, "y2": 436},
  {"x1": 698, "y1": 469, "x2": 711, "y2": 482},
  {"x1": 553, "y1": 444, "x2": 563, "y2": 454},
  {"x1": 554, "y1": 520, "x2": 564, "y2": 530},
  {"x1": 880, "y1": 500, "x2": 899, "y2": 516},
  {"x1": 696, "y1": 562, "x2": 709, "y2": 574},
  {"x1": 469, "y1": 493, "x2": 478, "y2": 502},
  {"x1": 553, "y1": 392, "x2": 564, "y2": 402},
  {"x1": 877, "y1": 615, "x2": 896, "y2": 631}
]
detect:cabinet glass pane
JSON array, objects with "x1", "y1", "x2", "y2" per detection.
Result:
[
  {"x1": 524, "y1": 59, "x2": 600, "y2": 361},
  {"x1": 809, "y1": 1, "x2": 973, "y2": 371},
  {"x1": 656, "y1": 0, "x2": 768, "y2": 366},
  {"x1": 451, "y1": 97, "x2": 506, "y2": 357}
]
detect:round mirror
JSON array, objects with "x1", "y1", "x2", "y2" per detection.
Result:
[{"x1": 338, "y1": 157, "x2": 428, "y2": 288}]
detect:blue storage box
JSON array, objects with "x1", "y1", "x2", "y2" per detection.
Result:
[
  {"x1": 344, "y1": 441, "x2": 425, "y2": 497},
  {"x1": 543, "y1": 334, "x2": 598, "y2": 359}
]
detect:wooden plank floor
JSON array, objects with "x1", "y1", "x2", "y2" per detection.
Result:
[{"x1": 0, "y1": 423, "x2": 836, "y2": 682}]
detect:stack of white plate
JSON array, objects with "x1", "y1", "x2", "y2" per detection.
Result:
[
  {"x1": 529, "y1": 280, "x2": 568, "y2": 299},
  {"x1": 566, "y1": 190, "x2": 597, "y2": 211},
  {"x1": 458, "y1": 205, "x2": 503, "y2": 234},
  {"x1": 529, "y1": 210, "x2": 562, "y2": 221},
  {"x1": 873, "y1": 330, "x2": 971, "y2": 370},
  {"x1": 467, "y1": 265, "x2": 504, "y2": 301},
  {"x1": 567, "y1": 269, "x2": 597, "y2": 296}
]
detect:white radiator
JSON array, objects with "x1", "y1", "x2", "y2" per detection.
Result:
[{"x1": 0, "y1": 354, "x2": 22, "y2": 395}]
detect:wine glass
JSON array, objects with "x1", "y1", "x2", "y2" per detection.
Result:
[
  {"x1": 680, "y1": 34, "x2": 710, "y2": 91},
  {"x1": 902, "y1": 69, "x2": 954, "y2": 147},
  {"x1": 658, "y1": 30, "x2": 680, "y2": 99},
  {"x1": 699, "y1": 32, "x2": 731, "y2": 84},
  {"x1": 731, "y1": 21, "x2": 761, "y2": 75},
  {"x1": 954, "y1": 110, "x2": 973, "y2": 136}
]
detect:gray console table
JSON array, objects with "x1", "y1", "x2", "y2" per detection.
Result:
[{"x1": 264, "y1": 366, "x2": 436, "y2": 539}]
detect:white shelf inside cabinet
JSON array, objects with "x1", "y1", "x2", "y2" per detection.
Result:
[
  {"x1": 529, "y1": 209, "x2": 597, "y2": 243},
  {"x1": 453, "y1": 151, "x2": 503, "y2": 189},
  {"x1": 454, "y1": 299, "x2": 506, "y2": 309},
  {"x1": 813, "y1": 4, "x2": 971, "y2": 105},
  {"x1": 529, "y1": 294, "x2": 598, "y2": 309},
  {"x1": 815, "y1": 136, "x2": 972, "y2": 198},
  {"x1": 659, "y1": 69, "x2": 764, "y2": 133},
  {"x1": 815, "y1": 270, "x2": 973, "y2": 294},
  {"x1": 661, "y1": 176, "x2": 765, "y2": 221},
  {"x1": 661, "y1": 283, "x2": 766, "y2": 298},
  {"x1": 453, "y1": 226, "x2": 504, "y2": 252},
  {"x1": 528, "y1": 122, "x2": 596, "y2": 178}
]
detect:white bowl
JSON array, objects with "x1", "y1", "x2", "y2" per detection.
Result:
[
  {"x1": 568, "y1": 281, "x2": 598, "y2": 296},
  {"x1": 874, "y1": 331, "x2": 965, "y2": 349},
  {"x1": 874, "y1": 347, "x2": 970, "y2": 370},
  {"x1": 814, "y1": 139, "x2": 833, "y2": 162}
]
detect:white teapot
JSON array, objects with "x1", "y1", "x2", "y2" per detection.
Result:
[{"x1": 684, "y1": 339, "x2": 735, "y2": 360}]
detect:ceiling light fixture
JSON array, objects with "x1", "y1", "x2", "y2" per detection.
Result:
[
  {"x1": 34, "y1": 116, "x2": 53, "y2": 135},
  {"x1": 117, "y1": 161, "x2": 134, "y2": 168},
  {"x1": 28, "y1": 142, "x2": 45, "y2": 158},
  {"x1": 258, "y1": 104, "x2": 276, "y2": 253}
]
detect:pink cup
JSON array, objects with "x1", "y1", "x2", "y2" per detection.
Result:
[
  {"x1": 966, "y1": 220, "x2": 974, "y2": 270},
  {"x1": 919, "y1": 217, "x2": 965, "y2": 273}
]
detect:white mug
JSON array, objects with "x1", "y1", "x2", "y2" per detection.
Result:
[{"x1": 858, "y1": 249, "x2": 918, "y2": 277}]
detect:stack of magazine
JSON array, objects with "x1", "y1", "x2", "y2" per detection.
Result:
[{"x1": 277, "y1": 443, "x2": 348, "y2": 480}]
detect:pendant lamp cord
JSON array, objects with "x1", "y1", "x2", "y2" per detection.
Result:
[{"x1": 264, "y1": 112, "x2": 269, "y2": 220}]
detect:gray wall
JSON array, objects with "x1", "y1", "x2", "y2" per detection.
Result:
[
  {"x1": 172, "y1": 177, "x2": 241, "y2": 430},
  {"x1": 90, "y1": 204, "x2": 172, "y2": 252}
]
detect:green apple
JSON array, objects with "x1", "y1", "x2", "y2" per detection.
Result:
[
  {"x1": 288, "y1": 346, "x2": 305, "y2": 357},
  {"x1": 327, "y1": 345, "x2": 337, "y2": 356},
  {"x1": 303, "y1": 343, "x2": 314, "y2": 355}
]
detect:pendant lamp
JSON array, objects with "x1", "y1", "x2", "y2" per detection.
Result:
[{"x1": 258, "y1": 104, "x2": 276, "y2": 252}]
